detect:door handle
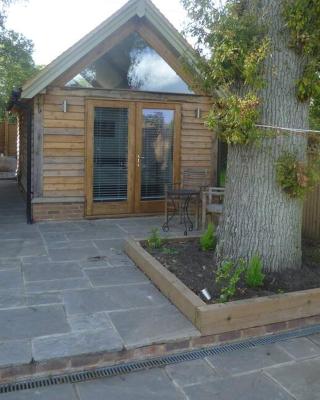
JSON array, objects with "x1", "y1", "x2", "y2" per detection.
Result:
[{"x1": 137, "y1": 154, "x2": 144, "y2": 167}]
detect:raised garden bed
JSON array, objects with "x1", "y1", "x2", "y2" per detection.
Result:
[{"x1": 125, "y1": 237, "x2": 320, "y2": 335}]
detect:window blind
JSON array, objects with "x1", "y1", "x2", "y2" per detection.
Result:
[{"x1": 93, "y1": 107, "x2": 128, "y2": 202}]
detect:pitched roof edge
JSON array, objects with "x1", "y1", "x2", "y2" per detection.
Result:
[
  {"x1": 21, "y1": 0, "x2": 197, "y2": 99},
  {"x1": 21, "y1": 0, "x2": 140, "y2": 98},
  {"x1": 144, "y1": 1, "x2": 196, "y2": 61}
]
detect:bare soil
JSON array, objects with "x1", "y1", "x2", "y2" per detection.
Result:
[{"x1": 143, "y1": 238, "x2": 320, "y2": 304}]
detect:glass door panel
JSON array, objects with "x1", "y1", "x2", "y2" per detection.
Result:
[
  {"x1": 135, "y1": 103, "x2": 180, "y2": 213},
  {"x1": 86, "y1": 100, "x2": 135, "y2": 216},
  {"x1": 141, "y1": 109, "x2": 174, "y2": 200},
  {"x1": 93, "y1": 107, "x2": 128, "y2": 202}
]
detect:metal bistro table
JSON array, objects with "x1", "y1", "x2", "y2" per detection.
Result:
[{"x1": 162, "y1": 188, "x2": 200, "y2": 235}]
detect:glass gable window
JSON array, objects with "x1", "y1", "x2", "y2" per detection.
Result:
[{"x1": 67, "y1": 32, "x2": 194, "y2": 94}]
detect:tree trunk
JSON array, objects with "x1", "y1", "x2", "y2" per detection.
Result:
[{"x1": 216, "y1": 0, "x2": 309, "y2": 272}]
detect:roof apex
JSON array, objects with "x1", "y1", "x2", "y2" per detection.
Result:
[{"x1": 21, "y1": 0, "x2": 196, "y2": 99}]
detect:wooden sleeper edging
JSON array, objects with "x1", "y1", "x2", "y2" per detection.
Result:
[{"x1": 125, "y1": 237, "x2": 320, "y2": 336}]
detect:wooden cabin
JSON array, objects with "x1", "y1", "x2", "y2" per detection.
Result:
[{"x1": 13, "y1": 0, "x2": 217, "y2": 221}]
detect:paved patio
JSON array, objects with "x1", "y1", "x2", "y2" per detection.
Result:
[
  {"x1": 2, "y1": 180, "x2": 320, "y2": 399},
  {"x1": 2, "y1": 334, "x2": 320, "y2": 399},
  {"x1": 0, "y1": 180, "x2": 200, "y2": 368}
]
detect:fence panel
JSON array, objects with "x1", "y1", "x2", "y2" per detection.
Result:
[
  {"x1": 0, "y1": 121, "x2": 17, "y2": 156},
  {"x1": 303, "y1": 185, "x2": 320, "y2": 240}
]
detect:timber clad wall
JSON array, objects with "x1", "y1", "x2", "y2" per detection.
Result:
[
  {"x1": 30, "y1": 86, "x2": 320, "y2": 232},
  {"x1": 33, "y1": 87, "x2": 216, "y2": 220},
  {"x1": 42, "y1": 92, "x2": 85, "y2": 199}
]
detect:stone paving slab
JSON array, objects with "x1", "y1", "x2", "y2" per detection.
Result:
[
  {"x1": 93, "y1": 238, "x2": 125, "y2": 251},
  {"x1": 22, "y1": 261, "x2": 84, "y2": 282},
  {"x1": 183, "y1": 372, "x2": 294, "y2": 400},
  {"x1": 25, "y1": 277, "x2": 92, "y2": 293},
  {"x1": 109, "y1": 304, "x2": 200, "y2": 349},
  {"x1": 47, "y1": 243, "x2": 100, "y2": 262},
  {"x1": 277, "y1": 337, "x2": 320, "y2": 359},
  {"x1": 0, "y1": 259, "x2": 21, "y2": 270},
  {"x1": 67, "y1": 312, "x2": 112, "y2": 331},
  {"x1": 37, "y1": 222, "x2": 83, "y2": 233},
  {"x1": 65, "y1": 225, "x2": 125, "y2": 241},
  {"x1": 84, "y1": 266, "x2": 149, "y2": 287},
  {"x1": 266, "y1": 357, "x2": 320, "y2": 400},
  {"x1": 206, "y1": 343, "x2": 293, "y2": 376},
  {"x1": 0, "y1": 231, "x2": 42, "y2": 241},
  {"x1": 32, "y1": 328, "x2": 123, "y2": 361},
  {"x1": 0, "y1": 385, "x2": 78, "y2": 399},
  {"x1": 0, "y1": 239, "x2": 46, "y2": 258},
  {"x1": 0, "y1": 269, "x2": 23, "y2": 290},
  {"x1": 0, "y1": 339, "x2": 32, "y2": 368},
  {"x1": 63, "y1": 283, "x2": 169, "y2": 315},
  {"x1": 20, "y1": 255, "x2": 51, "y2": 265},
  {"x1": 0, "y1": 305, "x2": 70, "y2": 340},
  {"x1": 25, "y1": 293, "x2": 63, "y2": 306},
  {"x1": 0, "y1": 290, "x2": 25, "y2": 309},
  {"x1": 165, "y1": 359, "x2": 217, "y2": 387},
  {"x1": 79, "y1": 257, "x2": 112, "y2": 269},
  {"x1": 77, "y1": 368, "x2": 186, "y2": 400},
  {"x1": 308, "y1": 333, "x2": 320, "y2": 347}
]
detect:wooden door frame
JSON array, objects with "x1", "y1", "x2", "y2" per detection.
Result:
[
  {"x1": 85, "y1": 99, "x2": 181, "y2": 216},
  {"x1": 85, "y1": 99, "x2": 136, "y2": 216},
  {"x1": 134, "y1": 102, "x2": 181, "y2": 214}
]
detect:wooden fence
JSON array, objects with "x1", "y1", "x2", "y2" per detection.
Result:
[
  {"x1": 303, "y1": 185, "x2": 320, "y2": 240},
  {"x1": 0, "y1": 120, "x2": 17, "y2": 157}
]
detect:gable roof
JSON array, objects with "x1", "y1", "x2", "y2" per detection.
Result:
[{"x1": 22, "y1": 0, "x2": 197, "y2": 99}]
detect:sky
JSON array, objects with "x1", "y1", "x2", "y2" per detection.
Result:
[{"x1": 5, "y1": 0, "x2": 190, "y2": 66}]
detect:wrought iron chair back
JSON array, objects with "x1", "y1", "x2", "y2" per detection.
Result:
[{"x1": 163, "y1": 169, "x2": 210, "y2": 234}]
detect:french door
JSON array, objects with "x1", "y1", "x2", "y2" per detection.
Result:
[{"x1": 86, "y1": 100, "x2": 180, "y2": 216}]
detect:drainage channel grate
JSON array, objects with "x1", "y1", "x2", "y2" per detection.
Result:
[{"x1": 1, "y1": 323, "x2": 320, "y2": 394}]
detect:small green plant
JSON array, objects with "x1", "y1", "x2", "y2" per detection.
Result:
[
  {"x1": 147, "y1": 228, "x2": 164, "y2": 250},
  {"x1": 245, "y1": 254, "x2": 265, "y2": 288},
  {"x1": 200, "y1": 223, "x2": 216, "y2": 251},
  {"x1": 215, "y1": 260, "x2": 245, "y2": 303},
  {"x1": 161, "y1": 247, "x2": 179, "y2": 255}
]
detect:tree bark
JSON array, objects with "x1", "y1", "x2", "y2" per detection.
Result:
[{"x1": 216, "y1": 0, "x2": 309, "y2": 272}]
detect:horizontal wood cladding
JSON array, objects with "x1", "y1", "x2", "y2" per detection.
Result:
[
  {"x1": 43, "y1": 119, "x2": 84, "y2": 129},
  {"x1": 181, "y1": 102, "x2": 216, "y2": 183},
  {"x1": 41, "y1": 89, "x2": 215, "y2": 203},
  {"x1": 43, "y1": 111, "x2": 84, "y2": 120},
  {"x1": 42, "y1": 92, "x2": 86, "y2": 198}
]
